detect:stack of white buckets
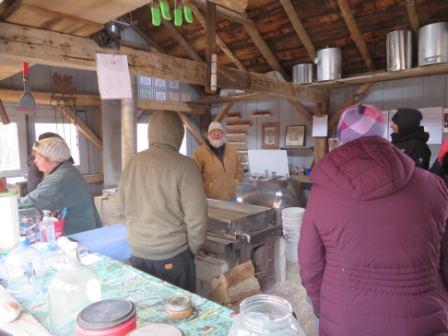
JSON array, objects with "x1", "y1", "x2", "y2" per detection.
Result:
[{"x1": 281, "y1": 207, "x2": 305, "y2": 262}]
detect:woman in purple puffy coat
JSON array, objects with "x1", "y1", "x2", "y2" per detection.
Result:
[{"x1": 299, "y1": 104, "x2": 448, "y2": 336}]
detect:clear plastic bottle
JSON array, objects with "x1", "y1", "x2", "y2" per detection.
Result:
[
  {"x1": 229, "y1": 294, "x2": 305, "y2": 336},
  {"x1": 5, "y1": 240, "x2": 41, "y2": 300},
  {"x1": 40, "y1": 210, "x2": 56, "y2": 249},
  {"x1": 48, "y1": 238, "x2": 102, "y2": 336}
]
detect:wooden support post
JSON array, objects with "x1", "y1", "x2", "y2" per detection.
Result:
[
  {"x1": 313, "y1": 101, "x2": 328, "y2": 163},
  {"x1": 205, "y1": 1, "x2": 217, "y2": 94},
  {"x1": 60, "y1": 105, "x2": 103, "y2": 151},
  {"x1": 0, "y1": 98, "x2": 10, "y2": 124},
  {"x1": 214, "y1": 102, "x2": 234, "y2": 122},
  {"x1": 177, "y1": 112, "x2": 205, "y2": 145}
]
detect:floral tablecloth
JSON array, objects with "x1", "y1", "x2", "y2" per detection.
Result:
[{"x1": 19, "y1": 254, "x2": 234, "y2": 335}]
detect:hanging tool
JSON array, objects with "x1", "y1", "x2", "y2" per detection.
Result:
[
  {"x1": 19, "y1": 62, "x2": 36, "y2": 113},
  {"x1": 174, "y1": 0, "x2": 183, "y2": 26},
  {"x1": 160, "y1": 0, "x2": 172, "y2": 20},
  {"x1": 0, "y1": 99, "x2": 10, "y2": 124},
  {"x1": 183, "y1": 0, "x2": 193, "y2": 23},
  {"x1": 151, "y1": 0, "x2": 161, "y2": 26}
]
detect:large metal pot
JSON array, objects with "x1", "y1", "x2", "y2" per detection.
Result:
[
  {"x1": 292, "y1": 63, "x2": 313, "y2": 84},
  {"x1": 418, "y1": 22, "x2": 448, "y2": 66},
  {"x1": 387, "y1": 29, "x2": 412, "y2": 71},
  {"x1": 315, "y1": 47, "x2": 342, "y2": 81}
]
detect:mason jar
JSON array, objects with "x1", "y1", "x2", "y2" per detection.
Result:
[{"x1": 229, "y1": 294, "x2": 305, "y2": 336}]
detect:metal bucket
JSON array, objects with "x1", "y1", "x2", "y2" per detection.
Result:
[
  {"x1": 387, "y1": 29, "x2": 412, "y2": 71},
  {"x1": 315, "y1": 48, "x2": 341, "y2": 81},
  {"x1": 418, "y1": 22, "x2": 448, "y2": 66},
  {"x1": 292, "y1": 64, "x2": 313, "y2": 84}
]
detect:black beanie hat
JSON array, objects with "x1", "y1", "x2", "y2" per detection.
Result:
[{"x1": 391, "y1": 108, "x2": 422, "y2": 132}]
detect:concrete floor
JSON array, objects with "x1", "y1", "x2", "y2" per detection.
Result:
[{"x1": 268, "y1": 261, "x2": 318, "y2": 336}]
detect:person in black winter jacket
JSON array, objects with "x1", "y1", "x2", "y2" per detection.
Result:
[
  {"x1": 391, "y1": 108, "x2": 431, "y2": 169},
  {"x1": 430, "y1": 139, "x2": 448, "y2": 186}
]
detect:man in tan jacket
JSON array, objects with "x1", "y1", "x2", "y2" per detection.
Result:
[
  {"x1": 118, "y1": 111, "x2": 207, "y2": 292},
  {"x1": 193, "y1": 121, "x2": 243, "y2": 201}
]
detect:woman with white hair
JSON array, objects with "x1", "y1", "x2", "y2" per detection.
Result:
[{"x1": 20, "y1": 137, "x2": 101, "y2": 235}]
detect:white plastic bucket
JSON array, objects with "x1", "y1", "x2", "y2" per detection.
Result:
[
  {"x1": 285, "y1": 239, "x2": 299, "y2": 262},
  {"x1": 282, "y1": 207, "x2": 305, "y2": 218}
]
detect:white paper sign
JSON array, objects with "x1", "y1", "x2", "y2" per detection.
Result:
[
  {"x1": 248, "y1": 150, "x2": 289, "y2": 176},
  {"x1": 96, "y1": 53, "x2": 132, "y2": 99},
  {"x1": 312, "y1": 115, "x2": 328, "y2": 137}
]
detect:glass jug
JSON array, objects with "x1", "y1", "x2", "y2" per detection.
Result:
[
  {"x1": 229, "y1": 294, "x2": 304, "y2": 336},
  {"x1": 48, "y1": 238, "x2": 101, "y2": 336}
]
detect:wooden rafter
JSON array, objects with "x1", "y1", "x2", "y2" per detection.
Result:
[
  {"x1": 131, "y1": 25, "x2": 165, "y2": 53},
  {"x1": 214, "y1": 102, "x2": 234, "y2": 122},
  {"x1": 337, "y1": 0, "x2": 374, "y2": 71},
  {"x1": 177, "y1": 112, "x2": 205, "y2": 145},
  {"x1": 137, "y1": 100, "x2": 208, "y2": 115},
  {"x1": 0, "y1": 88, "x2": 101, "y2": 106},
  {"x1": 279, "y1": 0, "x2": 316, "y2": 60},
  {"x1": 206, "y1": 0, "x2": 248, "y2": 13},
  {"x1": 163, "y1": 21, "x2": 203, "y2": 62},
  {"x1": 190, "y1": 4, "x2": 246, "y2": 71},
  {"x1": 190, "y1": 0, "x2": 250, "y2": 25},
  {"x1": 405, "y1": 0, "x2": 420, "y2": 32},
  {"x1": 0, "y1": 22, "x2": 325, "y2": 102},
  {"x1": 0, "y1": 0, "x2": 22, "y2": 20},
  {"x1": 243, "y1": 19, "x2": 288, "y2": 79},
  {"x1": 198, "y1": 92, "x2": 269, "y2": 104}
]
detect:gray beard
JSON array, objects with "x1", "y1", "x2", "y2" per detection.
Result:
[{"x1": 208, "y1": 136, "x2": 225, "y2": 148}]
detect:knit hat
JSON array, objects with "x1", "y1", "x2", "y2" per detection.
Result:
[
  {"x1": 33, "y1": 137, "x2": 71, "y2": 163},
  {"x1": 337, "y1": 104, "x2": 386, "y2": 144},
  {"x1": 391, "y1": 108, "x2": 422, "y2": 133},
  {"x1": 208, "y1": 121, "x2": 224, "y2": 134}
]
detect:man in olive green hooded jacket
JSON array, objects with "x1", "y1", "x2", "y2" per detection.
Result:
[{"x1": 118, "y1": 111, "x2": 207, "y2": 292}]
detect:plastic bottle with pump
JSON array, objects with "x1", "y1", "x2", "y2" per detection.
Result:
[
  {"x1": 40, "y1": 210, "x2": 56, "y2": 249},
  {"x1": 48, "y1": 237, "x2": 102, "y2": 336}
]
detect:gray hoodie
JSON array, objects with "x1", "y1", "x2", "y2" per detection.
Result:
[{"x1": 118, "y1": 111, "x2": 207, "y2": 260}]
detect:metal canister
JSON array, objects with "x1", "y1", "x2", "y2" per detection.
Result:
[
  {"x1": 315, "y1": 47, "x2": 342, "y2": 81},
  {"x1": 292, "y1": 64, "x2": 314, "y2": 84},
  {"x1": 418, "y1": 22, "x2": 448, "y2": 66},
  {"x1": 386, "y1": 29, "x2": 413, "y2": 71}
]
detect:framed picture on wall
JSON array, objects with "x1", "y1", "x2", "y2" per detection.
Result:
[
  {"x1": 261, "y1": 122, "x2": 279, "y2": 149},
  {"x1": 285, "y1": 125, "x2": 306, "y2": 147}
]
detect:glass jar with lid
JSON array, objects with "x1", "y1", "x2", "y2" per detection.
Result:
[{"x1": 229, "y1": 294, "x2": 305, "y2": 336}]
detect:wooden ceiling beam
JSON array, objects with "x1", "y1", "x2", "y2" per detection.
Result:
[
  {"x1": 0, "y1": 88, "x2": 101, "y2": 106},
  {"x1": 198, "y1": 92, "x2": 270, "y2": 104},
  {"x1": 137, "y1": 100, "x2": 208, "y2": 114},
  {"x1": 279, "y1": 0, "x2": 316, "y2": 61},
  {"x1": 131, "y1": 25, "x2": 165, "y2": 53},
  {"x1": 0, "y1": 22, "x2": 325, "y2": 102},
  {"x1": 337, "y1": 0, "x2": 374, "y2": 71},
  {"x1": 405, "y1": 0, "x2": 420, "y2": 32},
  {"x1": 190, "y1": 4, "x2": 247, "y2": 71}
]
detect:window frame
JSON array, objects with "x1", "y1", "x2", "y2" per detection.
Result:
[{"x1": 0, "y1": 112, "x2": 28, "y2": 178}]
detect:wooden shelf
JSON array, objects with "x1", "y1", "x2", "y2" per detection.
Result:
[
  {"x1": 252, "y1": 111, "x2": 272, "y2": 118},
  {"x1": 226, "y1": 120, "x2": 252, "y2": 129},
  {"x1": 227, "y1": 131, "x2": 247, "y2": 137},
  {"x1": 228, "y1": 140, "x2": 247, "y2": 145},
  {"x1": 226, "y1": 112, "x2": 241, "y2": 121}
]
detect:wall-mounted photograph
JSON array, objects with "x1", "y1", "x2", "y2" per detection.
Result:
[
  {"x1": 261, "y1": 122, "x2": 279, "y2": 149},
  {"x1": 285, "y1": 125, "x2": 306, "y2": 147}
]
